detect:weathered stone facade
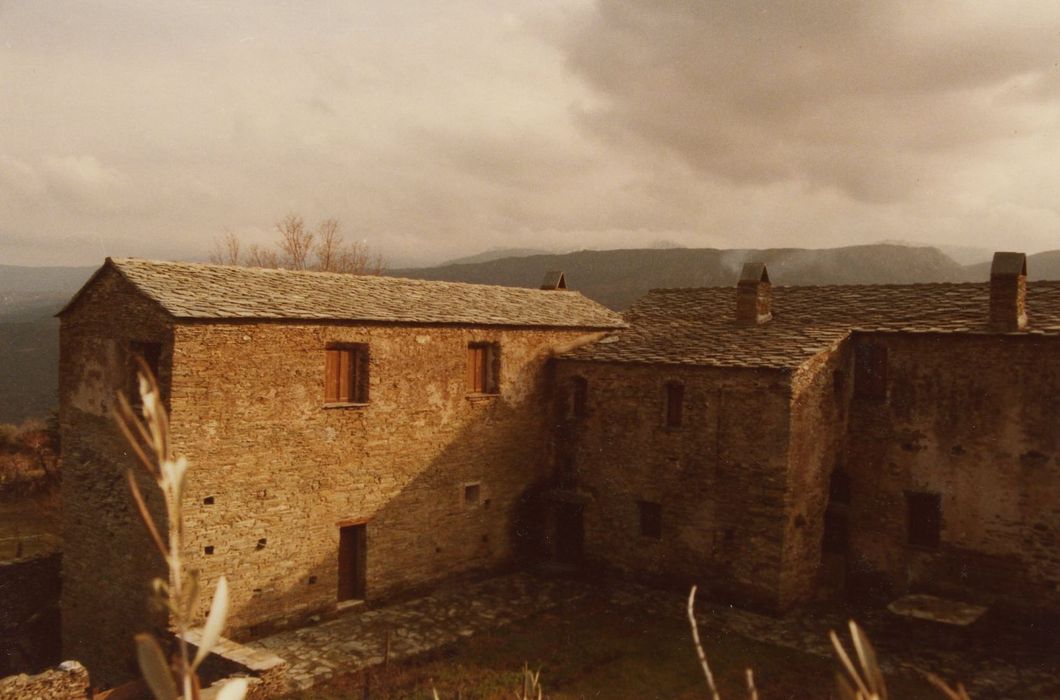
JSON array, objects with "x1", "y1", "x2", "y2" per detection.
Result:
[
  {"x1": 550, "y1": 361, "x2": 794, "y2": 608},
  {"x1": 57, "y1": 253, "x2": 1060, "y2": 689},
  {"x1": 58, "y1": 269, "x2": 171, "y2": 687},
  {"x1": 171, "y1": 320, "x2": 600, "y2": 632},
  {"x1": 58, "y1": 259, "x2": 621, "y2": 687},
  {"x1": 841, "y1": 332, "x2": 1060, "y2": 612},
  {"x1": 555, "y1": 254, "x2": 1060, "y2": 614}
]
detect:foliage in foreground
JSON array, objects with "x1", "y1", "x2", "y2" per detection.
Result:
[{"x1": 116, "y1": 361, "x2": 246, "y2": 700}]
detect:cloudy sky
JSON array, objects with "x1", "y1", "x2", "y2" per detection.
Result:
[{"x1": 2, "y1": 1, "x2": 1060, "y2": 267}]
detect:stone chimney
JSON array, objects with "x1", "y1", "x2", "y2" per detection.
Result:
[
  {"x1": 989, "y1": 252, "x2": 1027, "y2": 331},
  {"x1": 736, "y1": 262, "x2": 772, "y2": 324},
  {"x1": 540, "y1": 270, "x2": 567, "y2": 290}
]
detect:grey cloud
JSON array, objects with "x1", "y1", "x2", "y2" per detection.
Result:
[{"x1": 560, "y1": 1, "x2": 1060, "y2": 203}]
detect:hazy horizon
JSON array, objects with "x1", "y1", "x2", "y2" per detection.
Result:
[{"x1": 3, "y1": 1, "x2": 1060, "y2": 267}]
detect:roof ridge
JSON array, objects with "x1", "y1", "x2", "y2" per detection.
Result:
[{"x1": 110, "y1": 257, "x2": 594, "y2": 298}]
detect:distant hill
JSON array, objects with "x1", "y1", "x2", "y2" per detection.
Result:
[
  {"x1": 963, "y1": 250, "x2": 1060, "y2": 282},
  {"x1": 0, "y1": 265, "x2": 95, "y2": 424},
  {"x1": 439, "y1": 248, "x2": 552, "y2": 266},
  {"x1": 394, "y1": 244, "x2": 970, "y2": 310}
]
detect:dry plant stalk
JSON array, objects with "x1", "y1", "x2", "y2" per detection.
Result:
[
  {"x1": 687, "y1": 585, "x2": 724, "y2": 700},
  {"x1": 689, "y1": 586, "x2": 970, "y2": 700},
  {"x1": 115, "y1": 359, "x2": 247, "y2": 700}
]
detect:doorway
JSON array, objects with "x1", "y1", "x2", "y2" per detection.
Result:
[
  {"x1": 338, "y1": 524, "x2": 366, "y2": 602},
  {"x1": 554, "y1": 503, "x2": 584, "y2": 565}
]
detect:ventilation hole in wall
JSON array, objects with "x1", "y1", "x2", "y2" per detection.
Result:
[
  {"x1": 483, "y1": 498, "x2": 492, "y2": 509},
  {"x1": 435, "y1": 546, "x2": 442, "y2": 554},
  {"x1": 204, "y1": 546, "x2": 214, "y2": 555},
  {"x1": 464, "y1": 483, "x2": 481, "y2": 504},
  {"x1": 256, "y1": 538, "x2": 267, "y2": 550},
  {"x1": 481, "y1": 534, "x2": 488, "y2": 543},
  {"x1": 203, "y1": 496, "x2": 215, "y2": 505},
  {"x1": 308, "y1": 576, "x2": 318, "y2": 585},
  {"x1": 253, "y1": 588, "x2": 263, "y2": 596}
]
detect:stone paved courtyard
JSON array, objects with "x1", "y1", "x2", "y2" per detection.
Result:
[
  {"x1": 245, "y1": 572, "x2": 1060, "y2": 699},
  {"x1": 245, "y1": 573, "x2": 592, "y2": 691}
]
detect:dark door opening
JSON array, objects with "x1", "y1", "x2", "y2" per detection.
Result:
[
  {"x1": 338, "y1": 524, "x2": 366, "y2": 602},
  {"x1": 554, "y1": 503, "x2": 584, "y2": 565}
]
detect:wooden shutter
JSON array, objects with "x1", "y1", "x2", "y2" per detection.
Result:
[
  {"x1": 337, "y1": 349, "x2": 352, "y2": 402},
  {"x1": 351, "y1": 348, "x2": 363, "y2": 403},
  {"x1": 325, "y1": 349, "x2": 340, "y2": 403},
  {"x1": 467, "y1": 345, "x2": 486, "y2": 393}
]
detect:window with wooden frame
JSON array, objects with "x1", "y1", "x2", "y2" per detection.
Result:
[
  {"x1": 466, "y1": 342, "x2": 499, "y2": 395},
  {"x1": 854, "y1": 343, "x2": 888, "y2": 400},
  {"x1": 324, "y1": 344, "x2": 369, "y2": 405},
  {"x1": 664, "y1": 381, "x2": 684, "y2": 428},
  {"x1": 905, "y1": 491, "x2": 941, "y2": 549}
]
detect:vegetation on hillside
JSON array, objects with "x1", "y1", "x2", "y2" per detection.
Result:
[{"x1": 0, "y1": 415, "x2": 59, "y2": 498}]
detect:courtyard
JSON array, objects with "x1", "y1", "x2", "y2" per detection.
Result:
[{"x1": 237, "y1": 572, "x2": 1059, "y2": 700}]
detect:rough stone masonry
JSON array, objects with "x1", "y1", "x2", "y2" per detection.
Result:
[{"x1": 56, "y1": 253, "x2": 1060, "y2": 689}]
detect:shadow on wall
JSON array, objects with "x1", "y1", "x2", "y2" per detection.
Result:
[{"x1": 216, "y1": 359, "x2": 565, "y2": 640}]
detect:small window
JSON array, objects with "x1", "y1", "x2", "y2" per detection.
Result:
[
  {"x1": 664, "y1": 381, "x2": 684, "y2": 428},
  {"x1": 325, "y1": 345, "x2": 369, "y2": 404},
  {"x1": 467, "y1": 342, "x2": 499, "y2": 394},
  {"x1": 464, "y1": 483, "x2": 481, "y2": 505},
  {"x1": 638, "y1": 501, "x2": 662, "y2": 539},
  {"x1": 569, "y1": 376, "x2": 588, "y2": 419},
  {"x1": 906, "y1": 492, "x2": 941, "y2": 549},
  {"x1": 854, "y1": 343, "x2": 887, "y2": 400}
]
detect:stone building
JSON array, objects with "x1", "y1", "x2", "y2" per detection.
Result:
[
  {"x1": 58, "y1": 252, "x2": 1060, "y2": 687},
  {"x1": 57, "y1": 258, "x2": 624, "y2": 685},
  {"x1": 553, "y1": 253, "x2": 1060, "y2": 614}
]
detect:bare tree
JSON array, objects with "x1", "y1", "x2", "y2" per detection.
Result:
[
  {"x1": 276, "y1": 214, "x2": 314, "y2": 270},
  {"x1": 210, "y1": 214, "x2": 386, "y2": 275},
  {"x1": 246, "y1": 244, "x2": 280, "y2": 269},
  {"x1": 314, "y1": 218, "x2": 342, "y2": 272},
  {"x1": 209, "y1": 230, "x2": 242, "y2": 266}
]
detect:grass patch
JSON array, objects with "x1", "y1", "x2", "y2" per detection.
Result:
[{"x1": 282, "y1": 593, "x2": 938, "y2": 700}]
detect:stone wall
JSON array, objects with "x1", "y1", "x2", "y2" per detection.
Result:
[
  {"x1": 843, "y1": 332, "x2": 1060, "y2": 611},
  {"x1": 0, "y1": 552, "x2": 61, "y2": 676},
  {"x1": 59, "y1": 268, "x2": 171, "y2": 687},
  {"x1": 781, "y1": 344, "x2": 851, "y2": 607},
  {"x1": 168, "y1": 320, "x2": 594, "y2": 637},
  {"x1": 553, "y1": 360, "x2": 794, "y2": 609},
  {"x1": 0, "y1": 660, "x2": 89, "y2": 700}
]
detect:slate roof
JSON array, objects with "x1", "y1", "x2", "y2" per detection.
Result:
[
  {"x1": 563, "y1": 281, "x2": 1060, "y2": 369},
  {"x1": 66, "y1": 258, "x2": 626, "y2": 329}
]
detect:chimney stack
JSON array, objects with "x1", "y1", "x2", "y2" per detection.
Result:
[
  {"x1": 988, "y1": 252, "x2": 1027, "y2": 331},
  {"x1": 540, "y1": 270, "x2": 567, "y2": 291},
  {"x1": 736, "y1": 262, "x2": 772, "y2": 325}
]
